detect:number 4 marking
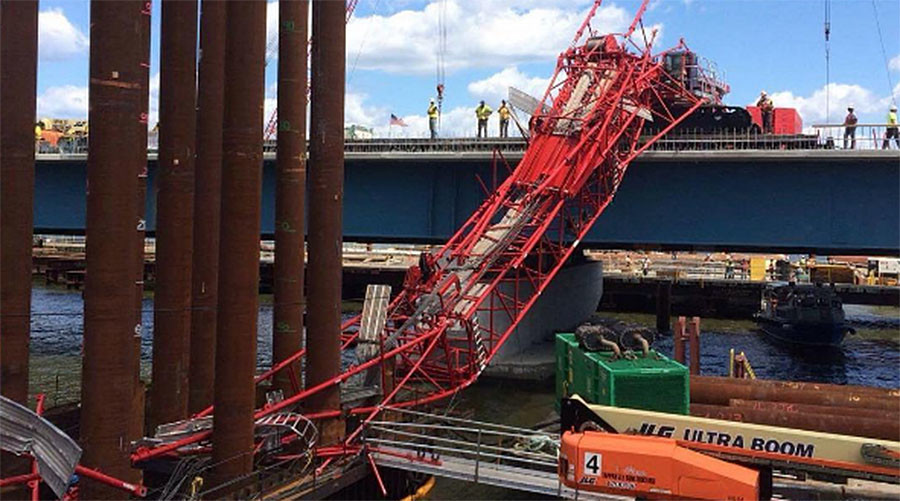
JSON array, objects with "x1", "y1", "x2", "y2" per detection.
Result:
[{"x1": 584, "y1": 452, "x2": 602, "y2": 476}]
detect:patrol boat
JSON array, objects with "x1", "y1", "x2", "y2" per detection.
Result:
[{"x1": 753, "y1": 283, "x2": 855, "y2": 347}]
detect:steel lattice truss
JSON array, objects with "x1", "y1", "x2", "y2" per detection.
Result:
[{"x1": 129, "y1": 0, "x2": 704, "y2": 476}]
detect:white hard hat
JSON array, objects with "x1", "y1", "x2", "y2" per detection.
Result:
[
  {"x1": 760, "y1": 90, "x2": 767, "y2": 95},
  {"x1": 430, "y1": 98, "x2": 434, "y2": 102},
  {"x1": 848, "y1": 104, "x2": 854, "y2": 110},
  {"x1": 892, "y1": 104, "x2": 898, "y2": 111}
]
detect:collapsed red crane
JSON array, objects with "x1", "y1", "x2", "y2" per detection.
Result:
[
  {"x1": 131, "y1": 0, "x2": 704, "y2": 469},
  {"x1": 1, "y1": 1, "x2": 706, "y2": 497}
]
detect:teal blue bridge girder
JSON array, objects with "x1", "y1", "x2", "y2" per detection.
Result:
[{"x1": 33, "y1": 150, "x2": 899, "y2": 255}]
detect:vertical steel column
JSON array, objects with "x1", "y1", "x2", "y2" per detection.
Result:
[
  {"x1": 673, "y1": 316, "x2": 686, "y2": 364},
  {"x1": 306, "y1": 0, "x2": 346, "y2": 445},
  {"x1": 211, "y1": 0, "x2": 267, "y2": 485},
  {"x1": 150, "y1": 0, "x2": 198, "y2": 428},
  {"x1": 0, "y1": 0, "x2": 38, "y2": 405},
  {"x1": 189, "y1": 0, "x2": 227, "y2": 414},
  {"x1": 81, "y1": 1, "x2": 145, "y2": 497},
  {"x1": 688, "y1": 316, "x2": 701, "y2": 375},
  {"x1": 273, "y1": 0, "x2": 309, "y2": 397},
  {"x1": 128, "y1": 0, "x2": 152, "y2": 459}
]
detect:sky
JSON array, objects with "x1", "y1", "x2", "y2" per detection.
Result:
[{"x1": 34, "y1": 0, "x2": 900, "y2": 138}]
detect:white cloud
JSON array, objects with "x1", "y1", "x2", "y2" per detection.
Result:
[
  {"x1": 346, "y1": 0, "x2": 630, "y2": 74},
  {"x1": 265, "y1": 1, "x2": 279, "y2": 64},
  {"x1": 37, "y1": 85, "x2": 88, "y2": 118},
  {"x1": 148, "y1": 72, "x2": 161, "y2": 129},
  {"x1": 889, "y1": 54, "x2": 900, "y2": 73},
  {"x1": 766, "y1": 82, "x2": 899, "y2": 126},
  {"x1": 39, "y1": 8, "x2": 88, "y2": 61},
  {"x1": 467, "y1": 66, "x2": 549, "y2": 105}
]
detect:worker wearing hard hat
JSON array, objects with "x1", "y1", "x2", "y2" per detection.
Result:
[
  {"x1": 756, "y1": 90, "x2": 774, "y2": 134},
  {"x1": 843, "y1": 105, "x2": 858, "y2": 149},
  {"x1": 427, "y1": 98, "x2": 439, "y2": 139},
  {"x1": 497, "y1": 100, "x2": 511, "y2": 138},
  {"x1": 475, "y1": 100, "x2": 492, "y2": 138},
  {"x1": 883, "y1": 104, "x2": 899, "y2": 150}
]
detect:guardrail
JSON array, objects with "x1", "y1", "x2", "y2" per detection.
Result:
[
  {"x1": 363, "y1": 407, "x2": 559, "y2": 479},
  {"x1": 811, "y1": 123, "x2": 900, "y2": 150},
  {"x1": 38, "y1": 128, "x2": 900, "y2": 155}
]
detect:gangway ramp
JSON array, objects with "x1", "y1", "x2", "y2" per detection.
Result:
[
  {"x1": 372, "y1": 446, "x2": 626, "y2": 500},
  {"x1": 362, "y1": 408, "x2": 629, "y2": 500}
]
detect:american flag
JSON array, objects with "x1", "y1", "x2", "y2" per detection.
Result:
[{"x1": 389, "y1": 113, "x2": 408, "y2": 127}]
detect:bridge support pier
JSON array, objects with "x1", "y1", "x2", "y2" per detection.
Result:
[{"x1": 484, "y1": 259, "x2": 603, "y2": 380}]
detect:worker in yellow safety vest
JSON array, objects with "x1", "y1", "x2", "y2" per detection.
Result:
[
  {"x1": 475, "y1": 100, "x2": 492, "y2": 138},
  {"x1": 756, "y1": 90, "x2": 774, "y2": 134},
  {"x1": 498, "y1": 100, "x2": 510, "y2": 138},
  {"x1": 883, "y1": 104, "x2": 898, "y2": 150},
  {"x1": 427, "y1": 99, "x2": 439, "y2": 139}
]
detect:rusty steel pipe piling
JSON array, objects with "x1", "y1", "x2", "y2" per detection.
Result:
[
  {"x1": 81, "y1": 1, "x2": 146, "y2": 497},
  {"x1": 189, "y1": 0, "x2": 227, "y2": 414},
  {"x1": 306, "y1": 0, "x2": 346, "y2": 446},
  {"x1": 700, "y1": 375, "x2": 900, "y2": 399},
  {"x1": 273, "y1": 0, "x2": 309, "y2": 397},
  {"x1": 687, "y1": 316, "x2": 700, "y2": 375},
  {"x1": 129, "y1": 0, "x2": 152, "y2": 451},
  {"x1": 690, "y1": 403, "x2": 900, "y2": 441},
  {"x1": 673, "y1": 316, "x2": 686, "y2": 365},
  {"x1": 150, "y1": 0, "x2": 199, "y2": 429},
  {"x1": 0, "y1": 0, "x2": 38, "y2": 405},
  {"x1": 690, "y1": 376, "x2": 899, "y2": 412},
  {"x1": 727, "y1": 398, "x2": 900, "y2": 422},
  {"x1": 211, "y1": 0, "x2": 267, "y2": 486}
]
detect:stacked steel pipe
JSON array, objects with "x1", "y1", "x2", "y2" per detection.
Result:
[
  {"x1": 211, "y1": 0, "x2": 267, "y2": 486},
  {"x1": 189, "y1": 0, "x2": 227, "y2": 415},
  {"x1": 273, "y1": 0, "x2": 309, "y2": 398},
  {"x1": 81, "y1": 1, "x2": 147, "y2": 496},
  {"x1": 151, "y1": 0, "x2": 199, "y2": 429},
  {"x1": 306, "y1": 0, "x2": 346, "y2": 445},
  {"x1": 691, "y1": 376, "x2": 900, "y2": 441}
]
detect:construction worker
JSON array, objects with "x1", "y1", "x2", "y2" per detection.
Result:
[
  {"x1": 498, "y1": 100, "x2": 510, "y2": 138},
  {"x1": 843, "y1": 105, "x2": 858, "y2": 149},
  {"x1": 883, "y1": 104, "x2": 899, "y2": 150},
  {"x1": 475, "y1": 100, "x2": 492, "y2": 138},
  {"x1": 427, "y1": 98, "x2": 439, "y2": 139},
  {"x1": 756, "y1": 90, "x2": 774, "y2": 134}
]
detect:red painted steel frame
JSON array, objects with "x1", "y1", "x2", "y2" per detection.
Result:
[{"x1": 128, "y1": 0, "x2": 703, "y2": 469}]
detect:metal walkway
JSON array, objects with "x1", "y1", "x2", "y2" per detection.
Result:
[{"x1": 362, "y1": 408, "x2": 628, "y2": 500}]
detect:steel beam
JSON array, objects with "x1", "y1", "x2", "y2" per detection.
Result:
[
  {"x1": 150, "y1": 0, "x2": 198, "y2": 429},
  {"x1": 189, "y1": 0, "x2": 227, "y2": 414},
  {"x1": 273, "y1": 0, "x2": 309, "y2": 397},
  {"x1": 0, "y1": 0, "x2": 37, "y2": 405},
  {"x1": 306, "y1": 0, "x2": 346, "y2": 445},
  {"x1": 211, "y1": 0, "x2": 267, "y2": 486},
  {"x1": 81, "y1": 1, "x2": 145, "y2": 497}
]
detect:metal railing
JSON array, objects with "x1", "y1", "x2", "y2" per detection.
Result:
[
  {"x1": 811, "y1": 123, "x2": 900, "y2": 150},
  {"x1": 363, "y1": 407, "x2": 559, "y2": 479},
  {"x1": 38, "y1": 128, "x2": 900, "y2": 156},
  {"x1": 640, "y1": 129, "x2": 819, "y2": 151}
]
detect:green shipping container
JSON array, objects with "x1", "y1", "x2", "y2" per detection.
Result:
[{"x1": 555, "y1": 333, "x2": 689, "y2": 415}]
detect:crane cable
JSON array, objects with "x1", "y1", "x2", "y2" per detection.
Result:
[
  {"x1": 824, "y1": 0, "x2": 831, "y2": 123},
  {"x1": 871, "y1": 0, "x2": 897, "y2": 107},
  {"x1": 435, "y1": 0, "x2": 447, "y2": 130}
]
